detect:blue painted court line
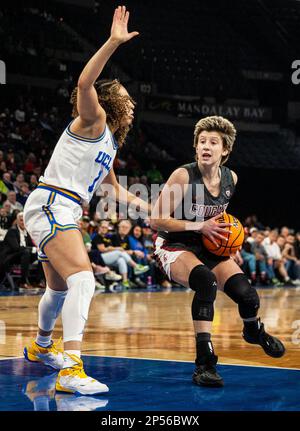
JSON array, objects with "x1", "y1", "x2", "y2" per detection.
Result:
[{"x1": 0, "y1": 356, "x2": 299, "y2": 411}]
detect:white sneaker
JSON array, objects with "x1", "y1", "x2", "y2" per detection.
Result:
[
  {"x1": 134, "y1": 264, "x2": 149, "y2": 276},
  {"x1": 95, "y1": 280, "x2": 106, "y2": 290},
  {"x1": 56, "y1": 354, "x2": 109, "y2": 395},
  {"x1": 105, "y1": 271, "x2": 122, "y2": 281},
  {"x1": 24, "y1": 339, "x2": 64, "y2": 370},
  {"x1": 55, "y1": 394, "x2": 108, "y2": 411}
]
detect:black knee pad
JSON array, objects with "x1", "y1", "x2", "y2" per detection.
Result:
[
  {"x1": 189, "y1": 265, "x2": 218, "y2": 321},
  {"x1": 223, "y1": 273, "x2": 260, "y2": 319}
]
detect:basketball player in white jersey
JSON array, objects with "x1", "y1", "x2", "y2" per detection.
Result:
[{"x1": 23, "y1": 6, "x2": 148, "y2": 395}]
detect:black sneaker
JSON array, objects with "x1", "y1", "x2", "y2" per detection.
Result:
[
  {"x1": 243, "y1": 319, "x2": 285, "y2": 358},
  {"x1": 192, "y1": 355, "x2": 224, "y2": 388}
]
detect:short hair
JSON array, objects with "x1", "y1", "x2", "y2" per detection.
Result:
[
  {"x1": 118, "y1": 219, "x2": 132, "y2": 227},
  {"x1": 193, "y1": 116, "x2": 237, "y2": 165}
]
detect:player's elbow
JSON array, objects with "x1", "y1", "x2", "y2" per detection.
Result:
[{"x1": 77, "y1": 77, "x2": 91, "y2": 91}]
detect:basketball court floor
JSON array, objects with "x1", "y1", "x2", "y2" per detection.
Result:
[{"x1": 0, "y1": 286, "x2": 299, "y2": 411}]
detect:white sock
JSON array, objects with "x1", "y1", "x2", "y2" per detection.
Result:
[
  {"x1": 36, "y1": 334, "x2": 52, "y2": 348},
  {"x1": 62, "y1": 271, "x2": 95, "y2": 343},
  {"x1": 38, "y1": 286, "x2": 67, "y2": 333},
  {"x1": 63, "y1": 350, "x2": 81, "y2": 368}
]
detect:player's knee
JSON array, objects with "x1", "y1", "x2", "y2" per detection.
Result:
[
  {"x1": 189, "y1": 265, "x2": 218, "y2": 321},
  {"x1": 223, "y1": 273, "x2": 260, "y2": 319},
  {"x1": 189, "y1": 265, "x2": 218, "y2": 300},
  {"x1": 63, "y1": 271, "x2": 95, "y2": 342}
]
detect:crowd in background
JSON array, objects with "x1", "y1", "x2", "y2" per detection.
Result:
[{"x1": 0, "y1": 103, "x2": 300, "y2": 292}]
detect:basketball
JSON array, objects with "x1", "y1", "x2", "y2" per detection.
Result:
[{"x1": 202, "y1": 213, "x2": 244, "y2": 256}]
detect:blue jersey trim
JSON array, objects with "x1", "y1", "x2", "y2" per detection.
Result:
[{"x1": 37, "y1": 183, "x2": 82, "y2": 205}]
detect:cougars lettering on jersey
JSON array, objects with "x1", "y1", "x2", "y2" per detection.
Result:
[{"x1": 190, "y1": 202, "x2": 229, "y2": 218}]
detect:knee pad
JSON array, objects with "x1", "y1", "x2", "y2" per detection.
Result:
[
  {"x1": 223, "y1": 273, "x2": 260, "y2": 319},
  {"x1": 189, "y1": 265, "x2": 218, "y2": 321},
  {"x1": 63, "y1": 271, "x2": 95, "y2": 342}
]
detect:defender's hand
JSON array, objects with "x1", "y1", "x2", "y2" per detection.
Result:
[{"x1": 110, "y1": 5, "x2": 139, "y2": 45}]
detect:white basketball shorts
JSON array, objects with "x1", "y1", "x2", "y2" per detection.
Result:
[{"x1": 23, "y1": 183, "x2": 83, "y2": 262}]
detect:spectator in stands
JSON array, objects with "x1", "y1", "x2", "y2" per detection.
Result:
[
  {"x1": 280, "y1": 226, "x2": 290, "y2": 239},
  {"x1": 276, "y1": 235, "x2": 294, "y2": 285},
  {"x1": 263, "y1": 229, "x2": 284, "y2": 286},
  {"x1": 282, "y1": 234, "x2": 300, "y2": 284},
  {"x1": 17, "y1": 182, "x2": 30, "y2": 207},
  {"x1": 251, "y1": 231, "x2": 268, "y2": 283},
  {"x1": 78, "y1": 217, "x2": 92, "y2": 252},
  {"x1": 244, "y1": 214, "x2": 265, "y2": 230},
  {"x1": 4, "y1": 190, "x2": 23, "y2": 213},
  {"x1": 0, "y1": 206, "x2": 12, "y2": 240},
  {"x1": 110, "y1": 219, "x2": 132, "y2": 252},
  {"x1": 2, "y1": 172, "x2": 14, "y2": 191},
  {"x1": 23, "y1": 153, "x2": 38, "y2": 174},
  {"x1": 91, "y1": 220, "x2": 149, "y2": 289},
  {"x1": 5, "y1": 149, "x2": 17, "y2": 172},
  {"x1": 29, "y1": 174, "x2": 38, "y2": 191},
  {"x1": 0, "y1": 161, "x2": 7, "y2": 172},
  {"x1": 78, "y1": 218, "x2": 120, "y2": 283},
  {"x1": 246, "y1": 227, "x2": 258, "y2": 244},
  {"x1": 0, "y1": 174, "x2": 8, "y2": 196},
  {"x1": 0, "y1": 212, "x2": 43, "y2": 290},
  {"x1": 277, "y1": 235, "x2": 286, "y2": 250},
  {"x1": 13, "y1": 173, "x2": 25, "y2": 193},
  {"x1": 128, "y1": 224, "x2": 149, "y2": 265},
  {"x1": 146, "y1": 163, "x2": 163, "y2": 184},
  {"x1": 295, "y1": 232, "x2": 300, "y2": 262}
]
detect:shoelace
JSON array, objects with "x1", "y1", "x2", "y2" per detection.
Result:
[
  {"x1": 50, "y1": 337, "x2": 63, "y2": 353},
  {"x1": 63, "y1": 353, "x2": 88, "y2": 379}
]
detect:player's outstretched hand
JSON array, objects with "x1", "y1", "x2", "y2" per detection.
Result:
[{"x1": 110, "y1": 5, "x2": 139, "y2": 45}]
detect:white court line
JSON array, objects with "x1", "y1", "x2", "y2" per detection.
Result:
[
  {"x1": 1, "y1": 354, "x2": 299, "y2": 372},
  {"x1": 83, "y1": 353, "x2": 300, "y2": 371}
]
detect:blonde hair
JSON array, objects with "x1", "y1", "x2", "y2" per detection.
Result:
[
  {"x1": 193, "y1": 116, "x2": 236, "y2": 165},
  {"x1": 70, "y1": 79, "x2": 135, "y2": 148}
]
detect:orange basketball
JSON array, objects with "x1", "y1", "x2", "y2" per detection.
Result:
[{"x1": 202, "y1": 213, "x2": 244, "y2": 256}]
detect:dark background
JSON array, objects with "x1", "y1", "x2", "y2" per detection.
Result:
[{"x1": 0, "y1": 0, "x2": 300, "y2": 228}]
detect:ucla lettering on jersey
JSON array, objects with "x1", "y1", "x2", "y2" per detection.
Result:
[{"x1": 39, "y1": 121, "x2": 118, "y2": 202}]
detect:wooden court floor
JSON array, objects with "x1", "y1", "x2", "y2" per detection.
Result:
[{"x1": 0, "y1": 287, "x2": 299, "y2": 368}]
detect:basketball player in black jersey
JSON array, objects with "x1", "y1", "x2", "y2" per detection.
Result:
[{"x1": 151, "y1": 116, "x2": 285, "y2": 387}]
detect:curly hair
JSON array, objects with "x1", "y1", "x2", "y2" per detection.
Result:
[
  {"x1": 193, "y1": 116, "x2": 236, "y2": 165},
  {"x1": 70, "y1": 79, "x2": 135, "y2": 148}
]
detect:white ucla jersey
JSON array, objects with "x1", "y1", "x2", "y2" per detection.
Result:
[{"x1": 40, "y1": 121, "x2": 118, "y2": 202}]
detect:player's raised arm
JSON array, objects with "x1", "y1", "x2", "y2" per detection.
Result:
[{"x1": 76, "y1": 6, "x2": 139, "y2": 127}]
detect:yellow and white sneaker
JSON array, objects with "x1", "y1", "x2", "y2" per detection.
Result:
[
  {"x1": 23, "y1": 339, "x2": 64, "y2": 370},
  {"x1": 55, "y1": 394, "x2": 108, "y2": 411},
  {"x1": 56, "y1": 354, "x2": 109, "y2": 395}
]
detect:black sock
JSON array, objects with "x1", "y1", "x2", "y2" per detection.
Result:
[
  {"x1": 195, "y1": 332, "x2": 214, "y2": 365},
  {"x1": 243, "y1": 318, "x2": 260, "y2": 335}
]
